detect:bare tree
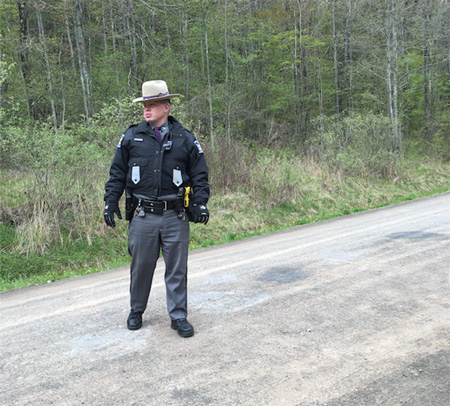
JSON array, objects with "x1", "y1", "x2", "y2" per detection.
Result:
[
  {"x1": 35, "y1": 0, "x2": 58, "y2": 129},
  {"x1": 202, "y1": 2, "x2": 214, "y2": 149},
  {"x1": 109, "y1": 0, "x2": 121, "y2": 101},
  {"x1": 63, "y1": 2, "x2": 77, "y2": 79},
  {"x1": 224, "y1": 0, "x2": 231, "y2": 143},
  {"x1": 101, "y1": 1, "x2": 108, "y2": 56},
  {"x1": 423, "y1": 1, "x2": 433, "y2": 144},
  {"x1": 390, "y1": 0, "x2": 401, "y2": 152},
  {"x1": 123, "y1": 0, "x2": 137, "y2": 90},
  {"x1": 343, "y1": 0, "x2": 352, "y2": 116},
  {"x1": 385, "y1": 0, "x2": 401, "y2": 152},
  {"x1": 182, "y1": 1, "x2": 190, "y2": 100},
  {"x1": 73, "y1": 0, "x2": 91, "y2": 123},
  {"x1": 332, "y1": 0, "x2": 340, "y2": 120},
  {"x1": 17, "y1": 0, "x2": 31, "y2": 114}
]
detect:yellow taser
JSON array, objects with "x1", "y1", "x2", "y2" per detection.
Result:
[{"x1": 184, "y1": 187, "x2": 191, "y2": 208}]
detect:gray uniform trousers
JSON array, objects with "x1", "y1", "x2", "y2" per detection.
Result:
[{"x1": 128, "y1": 209, "x2": 190, "y2": 320}]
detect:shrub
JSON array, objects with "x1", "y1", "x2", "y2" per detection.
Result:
[
  {"x1": 248, "y1": 148, "x2": 304, "y2": 208},
  {"x1": 306, "y1": 113, "x2": 402, "y2": 177},
  {"x1": 1, "y1": 125, "x2": 99, "y2": 254},
  {"x1": 203, "y1": 136, "x2": 254, "y2": 192}
]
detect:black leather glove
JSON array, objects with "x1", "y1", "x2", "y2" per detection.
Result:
[
  {"x1": 104, "y1": 202, "x2": 122, "y2": 228},
  {"x1": 192, "y1": 203, "x2": 209, "y2": 224}
]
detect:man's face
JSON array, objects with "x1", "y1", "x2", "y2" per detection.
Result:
[{"x1": 143, "y1": 100, "x2": 170, "y2": 126}]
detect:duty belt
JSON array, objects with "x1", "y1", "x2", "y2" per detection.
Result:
[{"x1": 141, "y1": 199, "x2": 176, "y2": 215}]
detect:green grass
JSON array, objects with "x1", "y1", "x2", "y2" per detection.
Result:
[
  {"x1": 1, "y1": 158, "x2": 449, "y2": 291},
  {"x1": 189, "y1": 180, "x2": 449, "y2": 251},
  {"x1": 0, "y1": 228, "x2": 130, "y2": 290}
]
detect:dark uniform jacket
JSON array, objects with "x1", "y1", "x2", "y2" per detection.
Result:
[{"x1": 104, "y1": 116, "x2": 209, "y2": 205}]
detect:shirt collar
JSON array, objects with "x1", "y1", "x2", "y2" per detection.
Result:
[
  {"x1": 151, "y1": 121, "x2": 168, "y2": 136},
  {"x1": 151, "y1": 121, "x2": 168, "y2": 130}
]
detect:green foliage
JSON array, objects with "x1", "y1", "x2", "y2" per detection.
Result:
[
  {"x1": 307, "y1": 113, "x2": 403, "y2": 177},
  {"x1": 0, "y1": 223, "x2": 130, "y2": 290},
  {"x1": 248, "y1": 148, "x2": 304, "y2": 208},
  {"x1": 1, "y1": 0, "x2": 449, "y2": 148},
  {"x1": 0, "y1": 98, "x2": 141, "y2": 258},
  {"x1": 1, "y1": 126, "x2": 450, "y2": 290},
  {"x1": 1, "y1": 119, "x2": 101, "y2": 254},
  {"x1": 1, "y1": 0, "x2": 450, "y2": 290}
]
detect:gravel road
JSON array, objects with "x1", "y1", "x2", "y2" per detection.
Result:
[{"x1": 1, "y1": 193, "x2": 449, "y2": 406}]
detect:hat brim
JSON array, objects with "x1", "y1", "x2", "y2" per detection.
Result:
[{"x1": 133, "y1": 94, "x2": 180, "y2": 103}]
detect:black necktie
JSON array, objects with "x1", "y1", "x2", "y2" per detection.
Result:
[{"x1": 154, "y1": 126, "x2": 162, "y2": 143}]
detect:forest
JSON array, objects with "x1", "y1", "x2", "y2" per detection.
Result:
[{"x1": 1, "y1": 0, "x2": 449, "y2": 288}]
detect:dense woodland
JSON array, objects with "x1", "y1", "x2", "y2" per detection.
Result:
[
  {"x1": 1, "y1": 1, "x2": 450, "y2": 278},
  {"x1": 1, "y1": 0, "x2": 449, "y2": 150}
]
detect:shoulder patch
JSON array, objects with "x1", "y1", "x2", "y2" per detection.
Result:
[
  {"x1": 194, "y1": 140, "x2": 204, "y2": 154},
  {"x1": 117, "y1": 133, "x2": 125, "y2": 148}
]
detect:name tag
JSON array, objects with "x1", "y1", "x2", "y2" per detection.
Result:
[{"x1": 134, "y1": 138, "x2": 144, "y2": 142}]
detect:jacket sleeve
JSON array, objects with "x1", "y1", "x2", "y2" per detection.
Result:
[
  {"x1": 104, "y1": 130, "x2": 131, "y2": 204},
  {"x1": 187, "y1": 136, "x2": 210, "y2": 205}
]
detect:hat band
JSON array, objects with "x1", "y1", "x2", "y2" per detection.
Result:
[{"x1": 143, "y1": 92, "x2": 169, "y2": 100}]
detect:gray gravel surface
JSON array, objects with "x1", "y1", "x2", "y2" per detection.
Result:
[{"x1": 1, "y1": 193, "x2": 449, "y2": 406}]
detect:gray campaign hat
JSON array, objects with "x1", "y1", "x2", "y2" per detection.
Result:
[{"x1": 132, "y1": 80, "x2": 180, "y2": 103}]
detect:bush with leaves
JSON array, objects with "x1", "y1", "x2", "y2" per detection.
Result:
[
  {"x1": 307, "y1": 113, "x2": 402, "y2": 178},
  {"x1": 0, "y1": 100, "x2": 140, "y2": 255}
]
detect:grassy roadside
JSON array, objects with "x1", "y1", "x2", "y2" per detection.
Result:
[{"x1": 1, "y1": 160, "x2": 449, "y2": 291}]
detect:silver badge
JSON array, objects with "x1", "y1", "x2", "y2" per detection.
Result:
[
  {"x1": 173, "y1": 169, "x2": 183, "y2": 187},
  {"x1": 132, "y1": 166, "x2": 140, "y2": 184}
]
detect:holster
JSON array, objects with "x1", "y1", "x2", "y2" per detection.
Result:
[
  {"x1": 125, "y1": 190, "x2": 136, "y2": 221},
  {"x1": 175, "y1": 186, "x2": 194, "y2": 220},
  {"x1": 174, "y1": 187, "x2": 185, "y2": 218},
  {"x1": 184, "y1": 186, "x2": 195, "y2": 222}
]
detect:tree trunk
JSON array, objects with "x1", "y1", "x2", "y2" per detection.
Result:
[
  {"x1": 182, "y1": 2, "x2": 190, "y2": 100},
  {"x1": 224, "y1": 0, "x2": 231, "y2": 143},
  {"x1": 109, "y1": 0, "x2": 121, "y2": 101},
  {"x1": 343, "y1": 0, "x2": 351, "y2": 116},
  {"x1": 386, "y1": 35, "x2": 393, "y2": 120},
  {"x1": 58, "y1": 38, "x2": 66, "y2": 134},
  {"x1": 332, "y1": 0, "x2": 340, "y2": 120},
  {"x1": 162, "y1": 0, "x2": 172, "y2": 51},
  {"x1": 35, "y1": 0, "x2": 58, "y2": 130},
  {"x1": 0, "y1": 48, "x2": 6, "y2": 98},
  {"x1": 292, "y1": 4, "x2": 299, "y2": 138},
  {"x1": 423, "y1": 3, "x2": 433, "y2": 144},
  {"x1": 101, "y1": 1, "x2": 108, "y2": 56},
  {"x1": 73, "y1": 0, "x2": 91, "y2": 123},
  {"x1": 318, "y1": 65, "x2": 324, "y2": 134},
  {"x1": 295, "y1": 0, "x2": 307, "y2": 143},
  {"x1": 390, "y1": 0, "x2": 401, "y2": 153},
  {"x1": 202, "y1": 3, "x2": 214, "y2": 149},
  {"x1": 17, "y1": 0, "x2": 31, "y2": 115},
  {"x1": 63, "y1": 4, "x2": 77, "y2": 79},
  {"x1": 18, "y1": 0, "x2": 29, "y2": 83},
  {"x1": 125, "y1": 0, "x2": 137, "y2": 89}
]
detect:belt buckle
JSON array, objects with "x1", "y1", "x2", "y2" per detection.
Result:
[{"x1": 163, "y1": 201, "x2": 168, "y2": 210}]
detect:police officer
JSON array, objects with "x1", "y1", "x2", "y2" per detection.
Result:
[{"x1": 104, "y1": 80, "x2": 210, "y2": 337}]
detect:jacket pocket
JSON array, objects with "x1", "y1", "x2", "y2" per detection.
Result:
[{"x1": 127, "y1": 159, "x2": 148, "y2": 187}]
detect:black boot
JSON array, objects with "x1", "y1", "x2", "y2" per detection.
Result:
[
  {"x1": 127, "y1": 311, "x2": 143, "y2": 330},
  {"x1": 171, "y1": 318, "x2": 194, "y2": 337}
]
